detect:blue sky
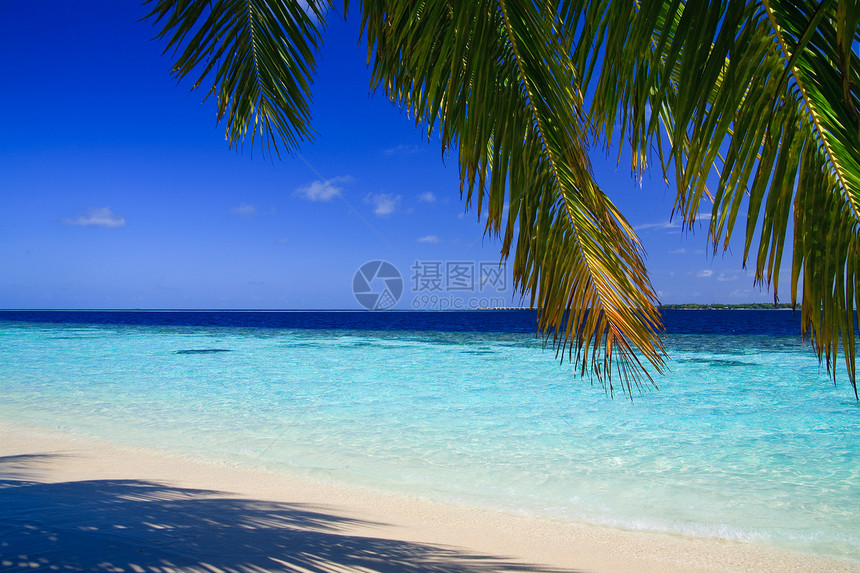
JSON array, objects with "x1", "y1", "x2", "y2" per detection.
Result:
[{"x1": 0, "y1": 2, "x2": 782, "y2": 310}]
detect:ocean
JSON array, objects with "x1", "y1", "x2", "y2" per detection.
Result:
[{"x1": 0, "y1": 309, "x2": 857, "y2": 562}]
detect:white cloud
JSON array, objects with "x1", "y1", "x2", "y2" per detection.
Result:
[
  {"x1": 417, "y1": 234, "x2": 440, "y2": 243},
  {"x1": 634, "y1": 220, "x2": 680, "y2": 232},
  {"x1": 636, "y1": 212, "x2": 712, "y2": 232},
  {"x1": 295, "y1": 175, "x2": 352, "y2": 201},
  {"x1": 64, "y1": 207, "x2": 125, "y2": 228},
  {"x1": 730, "y1": 288, "x2": 756, "y2": 298},
  {"x1": 298, "y1": 0, "x2": 329, "y2": 23},
  {"x1": 384, "y1": 144, "x2": 420, "y2": 156},
  {"x1": 697, "y1": 269, "x2": 714, "y2": 278},
  {"x1": 365, "y1": 193, "x2": 400, "y2": 216},
  {"x1": 717, "y1": 273, "x2": 738, "y2": 282},
  {"x1": 418, "y1": 192, "x2": 437, "y2": 203},
  {"x1": 668, "y1": 248, "x2": 687, "y2": 255},
  {"x1": 231, "y1": 203, "x2": 259, "y2": 216}
]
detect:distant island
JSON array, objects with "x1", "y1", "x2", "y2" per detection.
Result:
[{"x1": 660, "y1": 303, "x2": 796, "y2": 310}]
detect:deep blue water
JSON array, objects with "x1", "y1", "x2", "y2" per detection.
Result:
[{"x1": 0, "y1": 308, "x2": 807, "y2": 335}]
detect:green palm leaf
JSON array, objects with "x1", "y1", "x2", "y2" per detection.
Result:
[
  {"x1": 361, "y1": 0, "x2": 665, "y2": 396},
  {"x1": 146, "y1": 0, "x2": 860, "y2": 397},
  {"x1": 568, "y1": 0, "x2": 860, "y2": 397},
  {"x1": 146, "y1": 0, "x2": 330, "y2": 155}
]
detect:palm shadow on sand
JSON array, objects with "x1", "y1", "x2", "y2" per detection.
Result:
[{"x1": 0, "y1": 454, "x2": 577, "y2": 572}]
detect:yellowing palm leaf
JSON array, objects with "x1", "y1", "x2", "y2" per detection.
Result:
[
  {"x1": 361, "y1": 0, "x2": 665, "y2": 396},
  {"x1": 567, "y1": 0, "x2": 860, "y2": 397},
  {"x1": 146, "y1": 0, "x2": 860, "y2": 398}
]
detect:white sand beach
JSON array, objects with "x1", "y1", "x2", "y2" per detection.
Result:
[{"x1": 1, "y1": 423, "x2": 857, "y2": 573}]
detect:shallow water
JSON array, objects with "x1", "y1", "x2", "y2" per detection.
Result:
[{"x1": 0, "y1": 316, "x2": 857, "y2": 561}]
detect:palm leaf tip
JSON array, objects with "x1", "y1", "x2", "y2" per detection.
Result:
[
  {"x1": 145, "y1": 0, "x2": 331, "y2": 156},
  {"x1": 566, "y1": 0, "x2": 860, "y2": 397},
  {"x1": 540, "y1": 300, "x2": 666, "y2": 399}
]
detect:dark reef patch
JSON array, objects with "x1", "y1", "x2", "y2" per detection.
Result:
[{"x1": 174, "y1": 349, "x2": 232, "y2": 355}]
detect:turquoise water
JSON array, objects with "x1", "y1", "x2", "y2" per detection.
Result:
[{"x1": 0, "y1": 320, "x2": 857, "y2": 561}]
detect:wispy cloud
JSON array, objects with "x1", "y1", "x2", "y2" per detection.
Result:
[
  {"x1": 717, "y1": 273, "x2": 738, "y2": 282},
  {"x1": 697, "y1": 269, "x2": 714, "y2": 278},
  {"x1": 64, "y1": 207, "x2": 126, "y2": 228},
  {"x1": 634, "y1": 220, "x2": 680, "y2": 232},
  {"x1": 231, "y1": 203, "x2": 259, "y2": 216},
  {"x1": 384, "y1": 144, "x2": 420, "y2": 156},
  {"x1": 417, "y1": 234, "x2": 440, "y2": 243},
  {"x1": 668, "y1": 248, "x2": 687, "y2": 255},
  {"x1": 418, "y1": 192, "x2": 437, "y2": 203},
  {"x1": 636, "y1": 212, "x2": 712, "y2": 232},
  {"x1": 295, "y1": 175, "x2": 353, "y2": 201},
  {"x1": 730, "y1": 288, "x2": 762, "y2": 299},
  {"x1": 365, "y1": 193, "x2": 400, "y2": 216},
  {"x1": 298, "y1": 0, "x2": 331, "y2": 24}
]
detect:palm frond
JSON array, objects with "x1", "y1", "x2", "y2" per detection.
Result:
[
  {"x1": 145, "y1": 0, "x2": 330, "y2": 155},
  {"x1": 145, "y1": 0, "x2": 860, "y2": 397},
  {"x1": 361, "y1": 0, "x2": 665, "y2": 396},
  {"x1": 567, "y1": 0, "x2": 860, "y2": 396}
]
